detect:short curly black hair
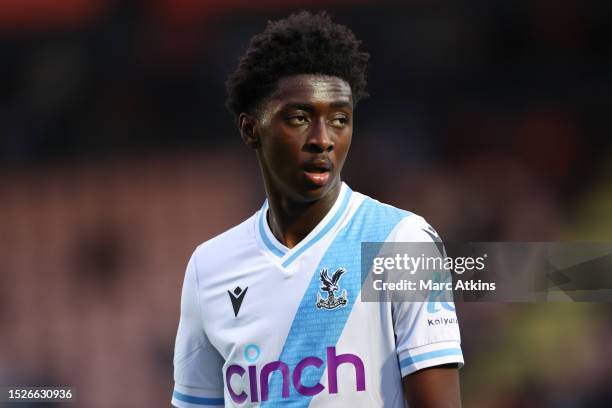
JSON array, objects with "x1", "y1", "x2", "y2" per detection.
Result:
[{"x1": 225, "y1": 11, "x2": 369, "y2": 121}]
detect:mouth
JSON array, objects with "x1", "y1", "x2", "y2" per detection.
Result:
[{"x1": 302, "y1": 160, "x2": 333, "y2": 187}]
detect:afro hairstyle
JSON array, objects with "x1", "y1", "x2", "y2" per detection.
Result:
[{"x1": 225, "y1": 11, "x2": 370, "y2": 122}]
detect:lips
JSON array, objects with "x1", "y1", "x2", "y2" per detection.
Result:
[{"x1": 303, "y1": 159, "x2": 333, "y2": 187}]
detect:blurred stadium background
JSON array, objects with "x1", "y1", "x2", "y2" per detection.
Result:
[{"x1": 1, "y1": 0, "x2": 611, "y2": 406}]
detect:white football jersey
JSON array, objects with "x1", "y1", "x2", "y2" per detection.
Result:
[{"x1": 172, "y1": 183, "x2": 463, "y2": 407}]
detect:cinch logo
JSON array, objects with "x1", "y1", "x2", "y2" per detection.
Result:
[{"x1": 225, "y1": 345, "x2": 366, "y2": 403}]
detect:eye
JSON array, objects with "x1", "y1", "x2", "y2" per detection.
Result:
[
  {"x1": 329, "y1": 116, "x2": 348, "y2": 128},
  {"x1": 287, "y1": 115, "x2": 308, "y2": 126}
]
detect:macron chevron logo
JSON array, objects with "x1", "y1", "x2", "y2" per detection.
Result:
[{"x1": 228, "y1": 286, "x2": 248, "y2": 317}]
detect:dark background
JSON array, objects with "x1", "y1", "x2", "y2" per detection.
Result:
[{"x1": 1, "y1": 0, "x2": 611, "y2": 406}]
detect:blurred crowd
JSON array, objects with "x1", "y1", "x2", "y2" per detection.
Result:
[{"x1": 1, "y1": 0, "x2": 611, "y2": 406}]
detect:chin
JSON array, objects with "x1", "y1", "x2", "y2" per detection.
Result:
[
  {"x1": 298, "y1": 180, "x2": 338, "y2": 201},
  {"x1": 301, "y1": 187, "x2": 328, "y2": 201}
]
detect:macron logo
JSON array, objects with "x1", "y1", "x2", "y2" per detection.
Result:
[{"x1": 228, "y1": 286, "x2": 248, "y2": 317}]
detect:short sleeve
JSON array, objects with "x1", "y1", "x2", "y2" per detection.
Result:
[
  {"x1": 389, "y1": 216, "x2": 464, "y2": 377},
  {"x1": 172, "y1": 252, "x2": 225, "y2": 407}
]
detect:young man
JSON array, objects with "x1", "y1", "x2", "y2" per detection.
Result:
[{"x1": 172, "y1": 11, "x2": 463, "y2": 408}]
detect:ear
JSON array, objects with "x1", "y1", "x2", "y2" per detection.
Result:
[{"x1": 239, "y1": 113, "x2": 261, "y2": 149}]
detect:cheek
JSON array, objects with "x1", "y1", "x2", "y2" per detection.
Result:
[
  {"x1": 335, "y1": 133, "x2": 352, "y2": 161},
  {"x1": 262, "y1": 132, "x2": 302, "y2": 169},
  {"x1": 344, "y1": 133, "x2": 353, "y2": 152}
]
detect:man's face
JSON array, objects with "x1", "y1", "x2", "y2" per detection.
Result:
[{"x1": 244, "y1": 74, "x2": 353, "y2": 202}]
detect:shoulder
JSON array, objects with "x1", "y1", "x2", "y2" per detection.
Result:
[
  {"x1": 351, "y1": 190, "x2": 440, "y2": 242},
  {"x1": 190, "y1": 212, "x2": 258, "y2": 272}
]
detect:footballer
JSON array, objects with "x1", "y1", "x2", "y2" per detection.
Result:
[{"x1": 172, "y1": 11, "x2": 463, "y2": 408}]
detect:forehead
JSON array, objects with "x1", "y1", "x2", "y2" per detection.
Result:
[{"x1": 267, "y1": 74, "x2": 353, "y2": 107}]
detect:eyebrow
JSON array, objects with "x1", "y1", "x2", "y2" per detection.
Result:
[
  {"x1": 330, "y1": 101, "x2": 352, "y2": 109},
  {"x1": 283, "y1": 101, "x2": 353, "y2": 111}
]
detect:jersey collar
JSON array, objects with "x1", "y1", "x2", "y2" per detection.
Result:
[{"x1": 256, "y1": 182, "x2": 352, "y2": 268}]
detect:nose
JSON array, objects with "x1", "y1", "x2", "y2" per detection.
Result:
[{"x1": 305, "y1": 119, "x2": 334, "y2": 153}]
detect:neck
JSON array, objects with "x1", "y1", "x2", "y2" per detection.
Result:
[{"x1": 265, "y1": 182, "x2": 342, "y2": 249}]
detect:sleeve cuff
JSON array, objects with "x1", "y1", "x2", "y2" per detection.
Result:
[
  {"x1": 398, "y1": 341, "x2": 464, "y2": 377},
  {"x1": 172, "y1": 384, "x2": 224, "y2": 407}
]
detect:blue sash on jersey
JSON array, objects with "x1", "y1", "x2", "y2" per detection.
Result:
[{"x1": 262, "y1": 198, "x2": 410, "y2": 407}]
